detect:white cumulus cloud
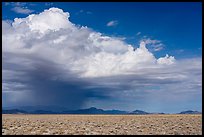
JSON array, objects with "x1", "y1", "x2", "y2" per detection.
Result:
[
  {"x1": 107, "y1": 20, "x2": 118, "y2": 27},
  {"x1": 157, "y1": 54, "x2": 175, "y2": 65},
  {"x1": 2, "y1": 7, "x2": 176, "y2": 78},
  {"x1": 11, "y1": 6, "x2": 34, "y2": 14}
]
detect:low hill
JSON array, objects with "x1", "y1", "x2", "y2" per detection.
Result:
[{"x1": 179, "y1": 110, "x2": 201, "y2": 114}]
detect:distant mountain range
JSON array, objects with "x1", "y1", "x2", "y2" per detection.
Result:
[
  {"x1": 2, "y1": 107, "x2": 127, "y2": 115},
  {"x1": 2, "y1": 109, "x2": 27, "y2": 114},
  {"x1": 2, "y1": 106, "x2": 202, "y2": 115}
]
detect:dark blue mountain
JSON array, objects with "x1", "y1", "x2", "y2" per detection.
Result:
[
  {"x1": 105, "y1": 109, "x2": 127, "y2": 114},
  {"x1": 65, "y1": 107, "x2": 105, "y2": 114},
  {"x1": 30, "y1": 110, "x2": 59, "y2": 114},
  {"x1": 179, "y1": 110, "x2": 202, "y2": 114},
  {"x1": 3, "y1": 105, "x2": 68, "y2": 113},
  {"x1": 2, "y1": 109, "x2": 27, "y2": 114},
  {"x1": 62, "y1": 107, "x2": 127, "y2": 114},
  {"x1": 129, "y1": 110, "x2": 150, "y2": 114}
]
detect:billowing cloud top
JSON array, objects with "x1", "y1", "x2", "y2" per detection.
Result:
[
  {"x1": 12, "y1": 8, "x2": 73, "y2": 33},
  {"x1": 2, "y1": 8, "x2": 201, "y2": 112},
  {"x1": 3, "y1": 7, "x2": 175, "y2": 78}
]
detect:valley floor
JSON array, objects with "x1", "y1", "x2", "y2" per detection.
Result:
[{"x1": 2, "y1": 114, "x2": 202, "y2": 135}]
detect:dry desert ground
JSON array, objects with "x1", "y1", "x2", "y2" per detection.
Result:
[{"x1": 2, "y1": 114, "x2": 202, "y2": 135}]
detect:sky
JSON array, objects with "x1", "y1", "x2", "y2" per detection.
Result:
[{"x1": 2, "y1": 2, "x2": 202, "y2": 113}]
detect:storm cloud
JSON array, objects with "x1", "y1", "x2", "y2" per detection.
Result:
[{"x1": 2, "y1": 8, "x2": 201, "y2": 112}]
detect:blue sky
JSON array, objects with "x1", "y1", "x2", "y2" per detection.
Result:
[
  {"x1": 2, "y1": 2, "x2": 202, "y2": 113},
  {"x1": 3, "y1": 2, "x2": 202, "y2": 58}
]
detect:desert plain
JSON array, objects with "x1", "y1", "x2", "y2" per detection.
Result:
[{"x1": 2, "y1": 114, "x2": 202, "y2": 135}]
